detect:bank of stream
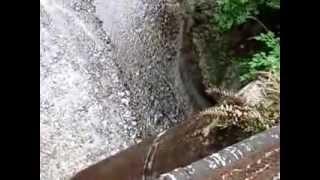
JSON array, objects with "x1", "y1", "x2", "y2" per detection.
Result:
[
  {"x1": 40, "y1": 0, "x2": 279, "y2": 179},
  {"x1": 72, "y1": 0, "x2": 280, "y2": 179}
]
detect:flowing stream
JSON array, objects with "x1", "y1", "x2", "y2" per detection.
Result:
[{"x1": 40, "y1": 0, "x2": 211, "y2": 179}]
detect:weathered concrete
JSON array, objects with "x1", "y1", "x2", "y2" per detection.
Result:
[
  {"x1": 159, "y1": 125, "x2": 279, "y2": 180},
  {"x1": 205, "y1": 145, "x2": 279, "y2": 180}
]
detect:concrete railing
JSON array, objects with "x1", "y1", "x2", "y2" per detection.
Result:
[
  {"x1": 159, "y1": 125, "x2": 280, "y2": 180},
  {"x1": 72, "y1": 120, "x2": 279, "y2": 180}
]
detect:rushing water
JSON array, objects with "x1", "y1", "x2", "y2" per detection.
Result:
[
  {"x1": 40, "y1": 0, "x2": 138, "y2": 179},
  {"x1": 40, "y1": 0, "x2": 211, "y2": 179}
]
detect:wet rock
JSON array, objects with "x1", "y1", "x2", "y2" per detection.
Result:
[
  {"x1": 94, "y1": 0, "x2": 205, "y2": 138},
  {"x1": 41, "y1": 0, "x2": 212, "y2": 179}
]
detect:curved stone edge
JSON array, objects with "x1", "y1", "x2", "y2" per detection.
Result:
[{"x1": 158, "y1": 125, "x2": 280, "y2": 180}]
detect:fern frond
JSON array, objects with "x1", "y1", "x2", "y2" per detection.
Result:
[
  {"x1": 205, "y1": 87, "x2": 245, "y2": 105},
  {"x1": 200, "y1": 103, "x2": 261, "y2": 129}
]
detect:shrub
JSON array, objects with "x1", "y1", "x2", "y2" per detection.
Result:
[
  {"x1": 214, "y1": 0, "x2": 280, "y2": 32},
  {"x1": 239, "y1": 31, "x2": 280, "y2": 83}
]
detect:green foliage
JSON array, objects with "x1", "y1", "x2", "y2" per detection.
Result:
[
  {"x1": 265, "y1": 0, "x2": 280, "y2": 9},
  {"x1": 239, "y1": 31, "x2": 280, "y2": 82},
  {"x1": 214, "y1": 0, "x2": 260, "y2": 32},
  {"x1": 213, "y1": 0, "x2": 280, "y2": 32}
]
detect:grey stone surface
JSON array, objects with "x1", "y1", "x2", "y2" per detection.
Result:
[{"x1": 93, "y1": 0, "x2": 192, "y2": 137}]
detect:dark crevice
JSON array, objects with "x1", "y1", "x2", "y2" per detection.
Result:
[{"x1": 179, "y1": 16, "x2": 216, "y2": 111}]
